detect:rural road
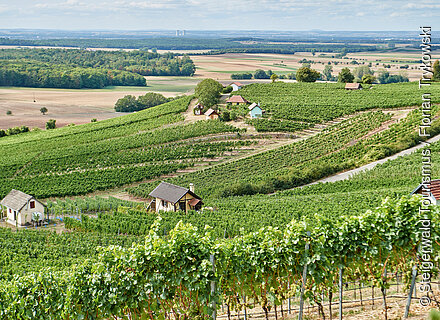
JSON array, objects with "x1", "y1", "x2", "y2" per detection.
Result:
[{"x1": 301, "y1": 134, "x2": 440, "y2": 188}]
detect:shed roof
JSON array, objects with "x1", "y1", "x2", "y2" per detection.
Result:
[
  {"x1": 248, "y1": 102, "x2": 260, "y2": 110},
  {"x1": 411, "y1": 179, "x2": 440, "y2": 200},
  {"x1": 230, "y1": 82, "x2": 243, "y2": 86},
  {"x1": 149, "y1": 182, "x2": 201, "y2": 204},
  {"x1": 345, "y1": 83, "x2": 362, "y2": 89},
  {"x1": 226, "y1": 95, "x2": 249, "y2": 104},
  {"x1": 204, "y1": 108, "x2": 218, "y2": 116},
  {"x1": 0, "y1": 189, "x2": 39, "y2": 211}
]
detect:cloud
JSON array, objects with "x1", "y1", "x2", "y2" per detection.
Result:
[{"x1": 2, "y1": 0, "x2": 439, "y2": 30}]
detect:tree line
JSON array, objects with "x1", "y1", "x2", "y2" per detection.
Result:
[
  {"x1": 0, "y1": 48, "x2": 196, "y2": 77},
  {"x1": 0, "y1": 37, "x2": 381, "y2": 54},
  {"x1": 114, "y1": 92, "x2": 171, "y2": 112},
  {"x1": 0, "y1": 60, "x2": 146, "y2": 89}
]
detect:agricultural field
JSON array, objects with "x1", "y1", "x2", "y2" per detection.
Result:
[
  {"x1": 0, "y1": 77, "x2": 199, "y2": 129},
  {"x1": 191, "y1": 50, "x2": 440, "y2": 80}
]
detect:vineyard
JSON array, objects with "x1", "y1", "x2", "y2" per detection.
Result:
[
  {"x1": 0, "y1": 196, "x2": 438, "y2": 319},
  {"x1": 0, "y1": 228, "x2": 141, "y2": 281},
  {"x1": 1, "y1": 75, "x2": 440, "y2": 319},
  {"x1": 61, "y1": 138, "x2": 440, "y2": 239},
  {"x1": 129, "y1": 104, "x2": 440, "y2": 199},
  {"x1": 0, "y1": 96, "x2": 254, "y2": 199},
  {"x1": 235, "y1": 82, "x2": 440, "y2": 124}
]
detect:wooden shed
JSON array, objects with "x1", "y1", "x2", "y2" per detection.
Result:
[
  {"x1": 1, "y1": 189, "x2": 45, "y2": 226},
  {"x1": 205, "y1": 108, "x2": 219, "y2": 120},
  {"x1": 248, "y1": 102, "x2": 264, "y2": 118},
  {"x1": 148, "y1": 182, "x2": 203, "y2": 213},
  {"x1": 345, "y1": 83, "x2": 363, "y2": 90},
  {"x1": 229, "y1": 82, "x2": 243, "y2": 91}
]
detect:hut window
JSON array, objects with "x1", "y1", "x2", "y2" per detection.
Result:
[{"x1": 30, "y1": 201, "x2": 35, "y2": 209}]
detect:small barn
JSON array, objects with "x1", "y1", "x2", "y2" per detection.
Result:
[
  {"x1": 194, "y1": 103, "x2": 204, "y2": 115},
  {"x1": 148, "y1": 182, "x2": 203, "y2": 213},
  {"x1": 205, "y1": 108, "x2": 219, "y2": 120},
  {"x1": 229, "y1": 82, "x2": 243, "y2": 91},
  {"x1": 248, "y1": 102, "x2": 264, "y2": 119},
  {"x1": 0, "y1": 189, "x2": 45, "y2": 226},
  {"x1": 226, "y1": 95, "x2": 249, "y2": 105},
  {"x1": 345, "y1": 83, "x2": 363, "y2": 90},
  {"x1": 411, "y1": 179, "x2": 440, "y2": 205}
]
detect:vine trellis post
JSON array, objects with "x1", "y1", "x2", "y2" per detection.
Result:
[
  {"x1": 298, "y1": 231, "x2": 311, "y2": 320},
  {"x1": 404, "y1": 265, "x2": 418, "y2": 319},
  {"x1": 210, "y1": 254, "x2": 216, "y2": 320},
  {"x1": 339, "y1": 266, "x2": 343, "y2": 320}
]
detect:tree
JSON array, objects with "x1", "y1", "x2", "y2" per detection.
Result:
[
  {"x1": 137, "y1": 92, "x2": 168, "y2": 109},
  {"x1": 338, "y1": 68, "x2": 354, "y2": 83},
  {"x1": 114, "y1": 95, "x2": 138, "y2": 112},
  {"x1": 378, "y1": 71, "x2": 409, "y2": 84},
  {"x1": 270, "y1": 74, "x2": 279, "y2": 83},
  {"x1": 362, "y1": 74, "x2": 376, "y2": 84},
  {"x1": 254, "y1": 69, "x2": 270, "y2": 79},
  {"x1": 222, "y1": 86, "x2": 233, "y2": 94},
  {"x1": 46, "y1": 119, "x2": 56, "y2": 130},
  {"x1": 91, "y1": 118, "x2": 97, "y2": 122},
  {"x1": 323, "y1": 65, "x2": 333, "y2": 81},
  {"x1": 433, "y1": 60, "x2": 440, "y2": 81},
  {"x1": 353, "y1": 66, "x2": 373, "y2": 81},
  {"x1": 40, "y1": 107, "x2": 48, "y2": 115},
  {"x1": 195, "y1": 78, "x2": 223, "y2": 108},
  {"x1": 296, "y1": 67, "x2": 320, "y2": 83},
  {"x1": 6, "y1": 110, "x2": 11, "y2": 115}
]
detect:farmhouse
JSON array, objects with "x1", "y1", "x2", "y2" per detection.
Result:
[
  {"x1": 226, "y1": 95, "x2": 249, "y2": 105},
  {"x1": 411, "y1": 179, "x2": 440, "y2": 205},
  {"x1": 0, "y1": 189, "x2": 45, "y2": 226},
  {"x1": 248, "y1": 102, "x2": 264, "y2": 118},
  {"x1": 345, "y1": 83, "x2": 363, "y2": 90},
  {"x1": 205, "y1": 108, "x2": 219, "y2": 120},
  {"x1": 194, "y1": 103, "x2": 204, "y2": 115},
  {"x1": 229, "y1": 82, "x2": 243, "y2": 91},
  {"x1": 149, "y1": 182, "x2": 203, "y2": 213}
]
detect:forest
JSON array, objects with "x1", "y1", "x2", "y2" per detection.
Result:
[
  {"x1": 0, "y1": 48, "x2": 196, "y2": 88},
  {"x1": 0, "y1": 37, "x2": 381, "y2": 54}
]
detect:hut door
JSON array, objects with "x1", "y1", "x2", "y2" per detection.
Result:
[{"x1": 179, "y1": 201, "x2": 186, "y2": 212}]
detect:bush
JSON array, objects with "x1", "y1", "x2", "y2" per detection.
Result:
[
  {"x1": 220, "y1": 110, "x2": 230, "y2": 122},
  {"x1": 296, "y1": 67, "x2": 320, "y2": 82},
  {"x1": 231, "y1": 73, "x2": 252, "y2": 80},
  {"x1": 254, "y1": 69, "x2": 270, "y2": 79},
  {"x1": 46, "y1": 119, "x2": 56, "y2": 130},
  {"x1": 378, "y1": 71, "x2": 409, "y2": 84},
  {"x1": 6, "y1": 110, "x2": 11, "y2": 115},
  {"x1": 91, "y1": 118, "x2": 97, "y2": 122},
  {"x1": 222, "y1": 86, "x2": 233, "y2": 94},
  {"x1": 114, "y1": 93, "x2": 168, "y2": 112}
]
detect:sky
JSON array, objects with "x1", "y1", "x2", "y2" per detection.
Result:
[{"x1": 0, "y1": 0, "x2": 439, "y2": 31}]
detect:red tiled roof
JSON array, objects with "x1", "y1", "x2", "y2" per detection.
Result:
[
  {"x1": 412, "y1": 179, "x2": 440, "y2": 200},
  {"x1": 230, "y1": 82, "x2": 243, "y2": 86},
  {"x1": 226, "y1": 95, "x2": 249, "y2": 103}
]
